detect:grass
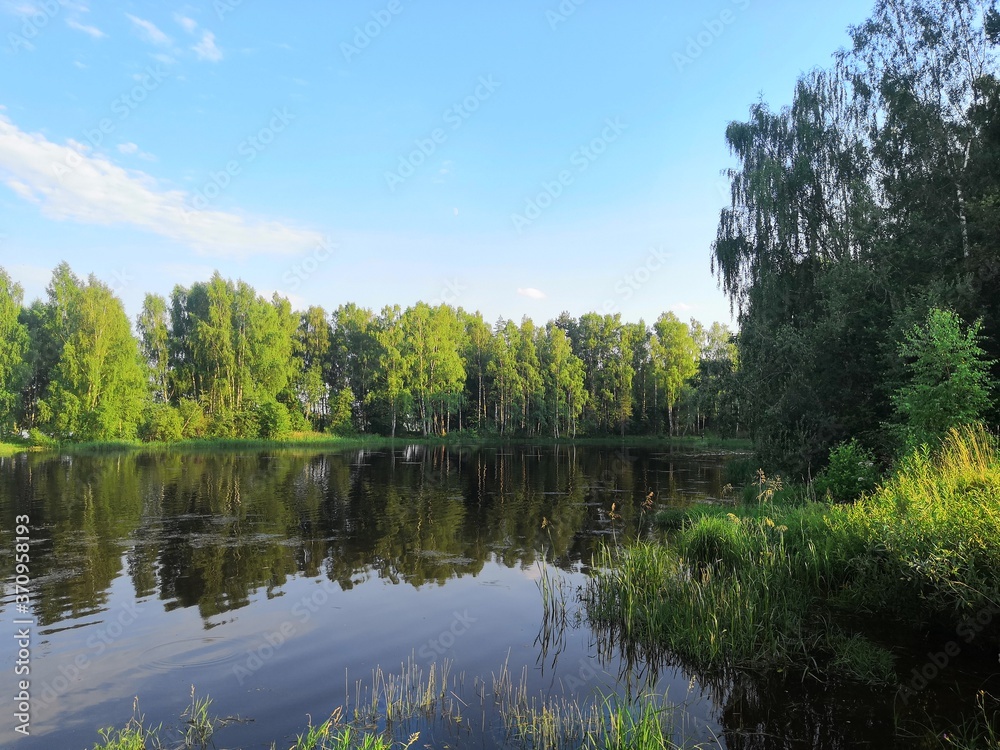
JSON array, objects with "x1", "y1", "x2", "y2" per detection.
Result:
[
  {"x1": 938, "y1": 691, "x2": 1000, "y2": 749},
  {"x1": 492, "y1": 658, "x2": 716, "y2": 750},
  {"x1": 90, "y1": 660, "x2": 716, "y2": 750},
  {"x1": 586, "y1": 425, "x2": 1000, "y2": 686},
  {"x1": 0, "y1": 438, "x2": 38, "y2": 457},
  {"x1": 26, "y1": 429, "x2": 752, "y2": 456}
]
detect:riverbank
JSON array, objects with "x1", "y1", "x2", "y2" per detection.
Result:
[
  {"x1": 587, "y1": 424, "x2": 1000, "y2": 686},
  {"x1": 5, "y1": 432, "x2": 752, "y2": 456}
]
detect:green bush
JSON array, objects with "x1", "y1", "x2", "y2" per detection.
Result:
[
  {"x1": 139, "y1": 403, "x2": 183, "y2": 443},
  {"x1": 257, "y1": 400, "x2": 292, "y2": 439},
  {"x1": 814, "y1": 439, "x2": 880, "y2": 502}
]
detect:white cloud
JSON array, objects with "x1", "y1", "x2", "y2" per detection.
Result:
[
  {"x1": 117, "y1": 142, "x2": 138, "y2": 155},
  {"x1": 0, "y1": 115, "x2": 324, "y2": 258},
  {"x1": 671, "y1": 302, "x2": 694, "y2": 312},
  {"x1": 66, "y1": 18, "x2": 105, "y2": 38},
  {"x1": 192, "y1": 30, "x2": 222, "y2": 62},
  {"x1": 517, "y1": 287, "x2": 546, "y2": 300},
  {"x1": 73, "y1": 60, "x2": 87, "y2": 69},
  {"x1": 174, "y1": 14, "x2": 198, "y2": 34},
  {"x1": 126, "y1": 13, "x2": 171, "y2": 47}
]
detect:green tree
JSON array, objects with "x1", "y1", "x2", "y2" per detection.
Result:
[
  {"x1": 40, "y1": 276, "x2": 149, "y2": 440},
  {"x1": 650, "y1": 313, "x2": 698, "y2": 436},
  {"x1": 137, "y1": 293, "x2": 171, "y2": 403},
  {"x1": 893, "y1": 308, "x2": 995, "y2": 446},
  {"x1": 0, "y1": 268, "x2": 29, "y2": 434},
  {"x1": 538, "y1": 323, "x2": 587, "y2": 438},
  {"x1": 294, "y1": 305, "x2": 332, "y2": 428}
]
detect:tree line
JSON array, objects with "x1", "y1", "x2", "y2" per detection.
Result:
[
  {"x1": 0, "y1": 263, "x2": 739, "y2": 442},
  {"x1": 713, "y1": 0, "x2": 1000, "y2": 473}
]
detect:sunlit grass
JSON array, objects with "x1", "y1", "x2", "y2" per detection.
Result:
[{"x1": 587, "y1": 425, "x2": 1000, "y2": 685}]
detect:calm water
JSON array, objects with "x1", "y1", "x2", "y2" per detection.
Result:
[{"x1": 0, "y1": 445, "x2": 992, "y2": 749}]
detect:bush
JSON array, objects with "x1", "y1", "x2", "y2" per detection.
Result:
[
  {"x1": 28, "y1": 428, "x2": 57, "y2": 449},
  {"x1": 234, "y1": 407, "x2": 259, "y2": 439},
  {"x1": 140, "y1": 403, "x2": 183, "y2": 443},
  {"x1": 814, "y1": 439, "x2": 880, "y2": 502},
  {"x1": 257, "y1": 400, "x2": 291, "y2": 439},
  {"x1": 178, "y1": 398, "x2": 207, "y2": 439}
]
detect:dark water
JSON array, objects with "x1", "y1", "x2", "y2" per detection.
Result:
[{"x1": 0, "y1": 445, "x2": 993, "y2": 749}]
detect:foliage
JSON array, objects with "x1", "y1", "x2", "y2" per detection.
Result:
[
  {"x1": 140, "y1": 403, "x2": 184, "y2": 443},
  {"x1": 587, "y1": 425, "x2": 1000, "y2": 685},
  {"x1": 813, "y1": 439, "x2": 880, "y2": 502},
  {"x1": 893, "y1": 308, "x2": 995, "y2": 449},
  {"x1": 712, "y1": 0, "x2": 1000, "y2": 472},
  {"x1": 257, "y1": 400, "x2": 292, "y2": 440},
  {"x1": 0, "y1": 268, "x2": 29, "y2": 435},
  {"x1": 39, "y1": 275, "x2": 149, "y2": 441}
]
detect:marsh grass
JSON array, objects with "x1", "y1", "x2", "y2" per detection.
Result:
[
  {"x1": 938, "y1": 691, "x2": 1000, "y2": 749},
  {"x1": 492, "y1": 659, "x2": 715, "y2": 750},
  {"x1": 586, "y1": 425, "x2": 1000, "y2": 686}
]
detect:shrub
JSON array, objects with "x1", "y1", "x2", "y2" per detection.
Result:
[
  {"x1": 257, "y1": 400, "x2": 291, "y2": 439},
  {"x1": 814, "y1": 439, "x2": 880, "y2": 502},
  {"x1": 139, "y1": 403, "x2": 183, "y2": 443}
]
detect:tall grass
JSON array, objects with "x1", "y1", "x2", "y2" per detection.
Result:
[
  {"x1": 586, "y1": 425, "x2": 1000, "y2": 686},
  {"x1": 836, "y1": 424, "x2": 1000, "y2": 619},
  {"x1": 492, "y1": 659, "x2": 715, "y2": 750}
]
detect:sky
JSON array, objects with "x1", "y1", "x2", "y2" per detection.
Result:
[{"x1": 0, "y1": 0, "x2": 876, "y2": 330}]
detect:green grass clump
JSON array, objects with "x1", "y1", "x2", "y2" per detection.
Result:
[
  {"x1": 836, "y1": 424, "x2": 1000, "y2": 619},
  {"x1": 587, "y1": 425, "x2": 1000, "y2": 686},
  {"x1": 652, "y1": 507, "x2": 694, "y2": 531}
]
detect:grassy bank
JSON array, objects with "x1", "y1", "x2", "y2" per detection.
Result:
[
  {"x1": 29, "y1": 432, "x2": 752, "y2": 456},
  {"x1": 0, "y1": 439, "x2": 37, "y2": 457},
  {"x1": 586, "y1": 425, "x2": 1000, "y2": 686}
]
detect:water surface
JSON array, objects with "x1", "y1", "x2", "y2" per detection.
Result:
[{"x1": 0, "y1": 445, "x2": 991, "y2": 748}]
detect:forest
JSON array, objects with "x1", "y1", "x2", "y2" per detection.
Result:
[
  {"x1": 0, "y1": 262, "x2": 739, "y2": 445},
  {"x1": 0, "y1": 0, "x2": 998, "y2": 482}
]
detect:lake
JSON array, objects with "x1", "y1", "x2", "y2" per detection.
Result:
[{"x1": 0, "y1": 445, "x2": 989, "y2": 748}]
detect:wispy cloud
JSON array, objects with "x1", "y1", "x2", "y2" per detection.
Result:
[
  {"x1": 517, "y1": 287, "x2": 546, "y2": 300},
  {"x1": 126, "y1": 13, "x2": 171, "y2": 47},
  {"x1": 192, "y1": 30, "x2": 221, "y2": 61},
  {"x1": 117, "y1": 141, "x2": 156, "y2": 161},
  {"x1": 0, "y1": 115, "x2": 324, "y2": 258},
  {"x1": 174, "y1": 14, "x2": 198, "y2": 34},
  {"x1": 66, "y1": 18, "x2": 105, "y2": 38}
]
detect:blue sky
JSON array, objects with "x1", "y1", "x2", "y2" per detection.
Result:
[{"x1": 0, "y1": 0, "x2": 875, "y2": 329}]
